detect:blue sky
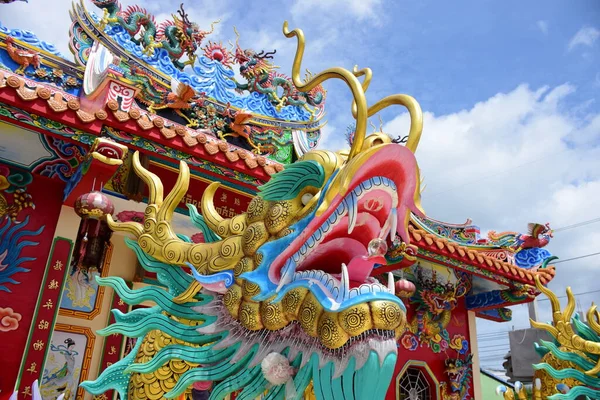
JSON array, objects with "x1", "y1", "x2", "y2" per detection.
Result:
[{"x1": 2, "y1": 0, "x2": 600, "y2": 371}]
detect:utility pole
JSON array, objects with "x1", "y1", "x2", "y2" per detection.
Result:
[{"x1": 528, "y1": 298, "x2": 538, "y2": 327}]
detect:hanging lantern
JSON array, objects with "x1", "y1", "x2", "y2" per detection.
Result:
[
  {"x1": 395, "y1": 279, "x2": 416, "y2": 298},
  {"x1": 72, "y1": 191, "x2": 114, "y2": 272}
]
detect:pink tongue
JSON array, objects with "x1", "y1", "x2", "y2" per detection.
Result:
[
  {"x1": 346, "y1": 254, "x2": 387, "y2": 284},
  {"x1": 297, "y1": 238, "x2": 366, "y2": 275}
]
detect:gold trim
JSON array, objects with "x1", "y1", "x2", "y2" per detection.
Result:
[{"x1": 59, "y1": 242, "x2": 114, "y2": 320}]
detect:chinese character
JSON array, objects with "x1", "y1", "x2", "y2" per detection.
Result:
[
  {"x1": 48, "y1": 279, "x2": 59, "y2": 290},
  {"x1": 118, "y1": 299, "x2": 125, "y2": 306},
  {"x1": 94, "y1": 395, "x2": 108, "y2": 400},
  {"x1": 43, "y1": 299, "x2": 53, "y2": 309},
  {"x1": 108, "y1": 346, "x2": 117, "y2": 355},
  {"x1": 220, "y1": 193, "x2": 227, "y2": 202},
  {"x1": 234, "y1": 198, "x2": 240, "y2": 206},
  {"x1": 27, "y1": 362, "x2": 38, "y2": 374},
  {"x1": 38, "y1": 320, "x2": 49, "y2": 330},
  {"x1": 53, "y1": 260, "x2": 63, "y2": 271},
  {"x1": 33, "y1": 340, "x2": 45, "y2": 351},
  {"x1": 106, "y1": 362, "x2": 113, "y2": 367},
  {"x1": 22, "y1": 386, "x2": 32, "y2": 397}
]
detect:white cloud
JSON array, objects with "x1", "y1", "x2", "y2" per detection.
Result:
[
  {"x1": 381, "y1": 82, "x2": 600, "y2": 355},
  {"x1": 537, "y1": 20, "x2": 549, "y2": 35},
  {"x1": 568, "y1": 26, "x2": 600, "y2": 51},
  {"x1": 291, "y1": 0, "x2": 383, "y2": 22},
  {"x1": 0, "y1": 0, "x2": 233, "y2": 57}
]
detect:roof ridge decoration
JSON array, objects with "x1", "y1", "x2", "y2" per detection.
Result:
[
  {"x1": 412, "y1": 216, "x2": 555, "y2": 271},
  {"x1": 0, "y1": 20, "x2": 64, "y2": 58},
  {"x1": 69, "y1": 0, "x2": 325, "y2": 122}
]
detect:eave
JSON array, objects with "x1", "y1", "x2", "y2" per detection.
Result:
[
  {"x1": 408, "y1": 225, "x2": 556, "y2": 288},
  {"x1": 0, "y1": 70, "x2": 284, "y2": 185}
]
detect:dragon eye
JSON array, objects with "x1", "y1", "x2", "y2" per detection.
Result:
[{"x1": 301, "y1": 193, "x2": 314, "y2": 205}]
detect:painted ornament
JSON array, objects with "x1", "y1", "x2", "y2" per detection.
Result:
[
  {"x1": 395, "y1": 279, "x2": 416, "y2": 298},
  {"x1": 261, "y1": 352, "x2": 297, "y2": 399}
]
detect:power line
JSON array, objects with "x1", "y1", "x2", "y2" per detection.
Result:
[
  {"x1": 554, "y1": 251, "x2": 600, "y2": 264},
  {"x1": 537, "y1": 288, "x2": 600, "y2": 302},
  {"x1": 553, "y1": 217, "x2": 600, "y2": 232}
]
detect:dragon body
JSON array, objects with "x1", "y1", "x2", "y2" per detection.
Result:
[
  {"x1": 93, "y1": 0, "x2": 217, "y2": 70},
  {"x1": 82, "y1": 21, "x2": 427, "y2": 400},
  {"x1": 441, "y1": 354, "x2": 473, "y2": 400},
  {"x1": 230, "y1": 29, "x2": 326, "y2": 119},
  {"x1": 497, "y1": 274, "x2": 600, "y2": 400},
  {"x1": 405, "y1": 271, "x2": 470, "y2": 352}
]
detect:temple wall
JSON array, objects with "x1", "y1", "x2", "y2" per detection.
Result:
[
  {"x1": 386, "y1": 264, "x2": 475, "y2": 400},
  {"x1": 35, "y1": 204, "x2": 139, "y2": 400},
  {"x1": 0, "y1": 166, "x2": 64, "y2": 400}
]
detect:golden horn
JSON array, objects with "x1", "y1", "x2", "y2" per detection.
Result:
[
  {"x1": 132, "y1": 151, "x2": 163, "y2": 207},
  {"x1": 283, "y1": 21, "x2": 368, "y2": 160},
  {"x1": 365, "y1": 94, "x2": 423, "y2": 153},
  {"x1": 200, "y1": 182, "x2": 247, "y2": 238},
  {"x1": 351, "y1": 65, "x2": 372, "y2": 119}
]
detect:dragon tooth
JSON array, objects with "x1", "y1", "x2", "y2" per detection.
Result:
[
  {"x1": 347, "y1": 192, "x2": 358, "y2": 234},
  {"x1": 276, "y1": 260, "x2": 295, "y2": 293},
  {"x1": 363, "y1": 179, "x2": 373, "y2": 190},
  {"x1": 387, "y1": 272, "x2": 395, "y2": 294},
  {"x1": 390, "y1": 208, "x2": 398, "y2": 241},
  {"x1": 348, "y1": 288, "x2": 359, "y2": 298},
  {"x1": 300, "y1": 244, "x2": 308, "y2": 255},
  {"x1": 338, "y1": 263, "x2": 350, "y2": 302},
  {"x1": 373, "y1": 176, "x2": 382, "y2": 186},
  {"x1": 331, "y1": 287, "x2": 339, "y2": 298},
  {"x1": 359, "y1": 285, "x2": 371, "y2": 295}
]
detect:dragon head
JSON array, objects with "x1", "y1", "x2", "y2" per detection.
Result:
[
  {"x1": 103, "y1": 21, "x2": 427, "y2": 399},
  {"x1": 414, "y1": 270, "x2": 468, "y2": 316},
  {"x1": 231, "y1": 26, "x2": 277, "y2": 78},
  {"x1": 444, "y1": 354, "x2": 473, "y2": 394},
  {"x1": 172, "y1": 4, "x2": 219, "y2": 59}
]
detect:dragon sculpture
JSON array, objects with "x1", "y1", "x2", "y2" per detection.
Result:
[
  {"x1": 230, "y1": 27, "x2": 326, "y2": 119},
  {"x1": 497, "y1": 273, "x2": 600, "y2": 400},
  {"x1": 402, "y1": 270, "x2": 471, "y2": 353},
  {"x1": 81, "y1": 21, "x2": 425, "y2": 400},
  {"x1": 94, "y1": 0, "x2": 218, "y2": 70},
  {"x1": 487, "y1": 223, "x2": 554, "y2": 270},
  {"x1": 441, "y1": 353, "x2": 473, "y2": 400}
]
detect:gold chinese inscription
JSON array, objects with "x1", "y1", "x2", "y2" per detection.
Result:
[
  {"x1": 48, "y1": 279, "x2": 59, "y2": 290},
  {"x1": 108, "y1": 346, "x2": 117, "y2": 355},
  {"x1": 22, "y1": 386, "x2": 32, "y2": 396},
  {"x1": 43, "y1": 299, "x2": 53, "y2": 309},
  {"x1": 184, "y1": 194, "x2": 240, "y2": 217},
  {"x1": 38, "y1": 320, "x2": 49, "y2": 330},
  {"x1": 33, "y1": 340, "x2": 45, "y2": 351},
  {"x1": 118, "y1": 299, "x2": 125, "y2": 306},
  {"x1": 53, "y1": 260, "x2": 63, "y2": 271},
  {"x1": 27, "y1": 362, "x2": 38, "y2": 374}
]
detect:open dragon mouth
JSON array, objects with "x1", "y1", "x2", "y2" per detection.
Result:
[{"x1": 270, "y1": 176, "x2": 405, "y2": 312}]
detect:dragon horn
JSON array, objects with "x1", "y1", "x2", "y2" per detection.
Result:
[
  {"x1": 530, "y1": 275, "x2": 600, "y2": 375},
  {"x1": 283, "y1": 21, "x2": 367, "y2": 160},
  {"x1": 233, "y1": 26, "x2": 241, "y2": 49},
  {"x1": 207, "y1": 19, "x2": 220, "y2": 34},
  {"x1": 106, "y1": 151, "x2": 244, "y2": 272}
]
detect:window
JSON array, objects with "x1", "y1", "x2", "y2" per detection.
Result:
[{"x1": 398, "y1": 367, "x2": 432, "y2": 400}]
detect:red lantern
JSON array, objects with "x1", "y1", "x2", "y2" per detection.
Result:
[
  {"x1": 72, "y1": 191, "x2": 114, "y2": 271},
  {"x1": 396, "y1": 279, "x2": 416, "y2": 298}
]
